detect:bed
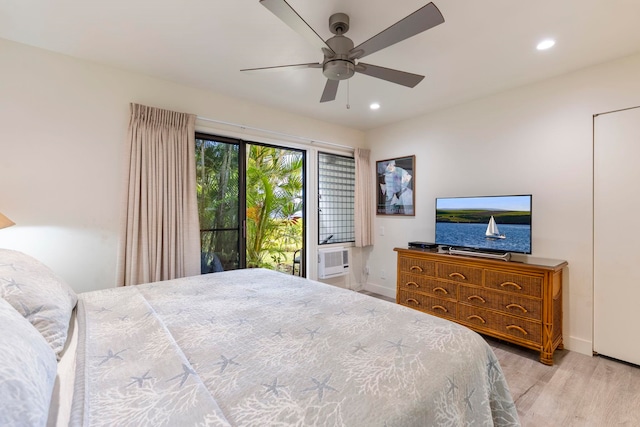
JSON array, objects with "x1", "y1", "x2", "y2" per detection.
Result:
[{"x1": 0, "y1": 249, "x2": 520, "y2": 426}]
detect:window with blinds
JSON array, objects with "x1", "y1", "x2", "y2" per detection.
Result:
[{"x1": 318, "y1": 152, "x2": 355, "y2": 245}]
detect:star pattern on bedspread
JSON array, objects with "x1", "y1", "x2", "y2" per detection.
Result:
[
  {"x1": 385, "y1": 338, "x2": 409, "y2": 355},
  {"x1": 365, "y1": 307, "x2": 379, "y2": 317},
  {"x1": 335, "y1": 308, "x2": 349, "y2": 316},
  {"x1": 303, "y1": 373, "x2": 337, "y2": 402},
  {"x1": 273, "y1": 328, "x2": 284, "y2": 338},
  {"x1": 487, "y1": 358, "x2": 498, "y2": 375},
  {"x1": 215, "y1": 355, "x2": 240, "y2": 374},
  {"x1": 127, "y1": 370, "x2": 153, "y2": 388},
  {"x1": 3, "y1": 278, "x2": 23, "y2": 291},
  {"x1": 305, "y1": 327, "x2": 320, "y2": 340},
  {"x1": 352, "y1": 342, "x2": 367, "y2": 353},
  {"x1": 299, "y1": 300, "x2": 312, "y2": 307},
  {"x1": 464, "y1": 387, "x2": 475, "y2": 411},
  {"x1": 19, "y1": 301, "x2": 43, "y2": 317},
  {"x1": 262, "y1": 377, "x2": 286, "y2": 397},
  {"x1": 97, "y1": 349, "x2": 127, "y2": 365},
  {"x1": 447, "y1": 377, "x2": 458, "y2": 396},
  {"x1": 168, "y1": 363, "x2": 196, "y2": 387}
]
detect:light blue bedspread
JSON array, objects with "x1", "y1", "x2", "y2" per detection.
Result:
[{"x1": 71, "y1": 268, "x2": 519, "y2": 426}]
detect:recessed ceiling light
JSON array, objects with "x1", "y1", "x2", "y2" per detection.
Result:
[
  {"x1": 536, "y1": 39, "x2": 555, "y2": 50},
  {"x1": 370, "y1": 103, "x2": 380, "y2": 110}
]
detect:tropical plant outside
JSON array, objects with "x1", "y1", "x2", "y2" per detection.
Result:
[
  {"x1": 196, "y1": 138, "x2": 303, "y2": 273},
  {"x1": 196, "y1": 139, "x2": 240, "y2": 271},
  {"x1": 245, "y1": 144, "x2": 303, "y2": 270}
]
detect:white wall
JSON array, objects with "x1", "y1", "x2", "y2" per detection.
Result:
[
  {"x1": 0, "y1": 38, "x2": 364, "y2": 293},
  {"x1": 365, "y1": 52, "x2": 640, "y2": 355}
]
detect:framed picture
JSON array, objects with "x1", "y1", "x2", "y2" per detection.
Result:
[{"x1": 376, "y1": 155, "x2": 415, "y2": 216}]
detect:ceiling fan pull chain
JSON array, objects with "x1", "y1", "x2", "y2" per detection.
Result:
[{"x1": 346, "y1": 79, "x2": 350, "y2": 110}]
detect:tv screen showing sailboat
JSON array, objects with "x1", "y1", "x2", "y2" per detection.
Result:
[{"x1": 435, "y1": 195, "x2": 532, "y2": 254}]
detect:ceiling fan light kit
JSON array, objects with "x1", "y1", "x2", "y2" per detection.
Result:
[{"x1": 243, "y1": 0, "x2": 445, "y2": 103}]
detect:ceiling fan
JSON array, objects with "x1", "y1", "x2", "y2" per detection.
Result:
[{"x1": 241, "y1": 0, "x2": 445, "y2": 103}]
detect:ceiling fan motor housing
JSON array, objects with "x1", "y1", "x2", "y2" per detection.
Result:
[{"x1": 323, "y1": 30, "x2": 355, "y2": 80}]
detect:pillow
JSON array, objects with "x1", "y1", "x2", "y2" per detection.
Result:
[
  {"x1": 0, "y1": 297, "x2": 58, "y2": 426},
  {"x1": 0, "y1": 249, "x2": 77, "y2": 360}
]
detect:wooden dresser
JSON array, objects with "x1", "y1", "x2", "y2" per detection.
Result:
[{"x1": 394, "y1": 248, "x2": 567, "y2": 365}]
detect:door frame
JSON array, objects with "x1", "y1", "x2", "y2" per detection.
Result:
[{"x1": 196, "y1": 132, "x2": 306, "y2": 276}]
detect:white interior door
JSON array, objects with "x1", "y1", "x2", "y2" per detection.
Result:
[{"x1": 594, "y1": 106, "x2": 640, "y2": 365}]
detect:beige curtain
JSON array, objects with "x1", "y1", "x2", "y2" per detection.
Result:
[
  {"x1": 354, "y1": 148, "x2": 374, "y2": 247},
  {"x1": 117, "y1": 103, "x2": 200, "y2": 286}
]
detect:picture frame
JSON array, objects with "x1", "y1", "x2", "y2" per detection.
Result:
[{"x1": 376, "y1": 155, "x2": 415, "y2": 216}]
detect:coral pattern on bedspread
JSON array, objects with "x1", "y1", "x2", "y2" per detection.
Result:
[{"x1": 72, "y1": 268, "x2": 519, "y2": 426}]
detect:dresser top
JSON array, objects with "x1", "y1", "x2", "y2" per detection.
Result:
[{"x1": 394, "y1": 247, "x2": 568, "y2": 271}]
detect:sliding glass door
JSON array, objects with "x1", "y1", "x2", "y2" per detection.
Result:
[
  {"x1": 196, "y1": 135, "x2": 244, "y2": 272},
  {"x1": 196, "y1": 133, "x2": 305, "y2": 276}
]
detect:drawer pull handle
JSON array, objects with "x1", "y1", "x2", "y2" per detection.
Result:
[
  {"x1": 410, "y1": 265, "x2": 423, "y2": 272},
  {"x1": 500, "y1": 281, "x2": 522, "y2": 290},
  {"x1": 433, "y1": 286, "x2": 448, "y2": 295},
  {"x1": 467, "y1": 295, "x2": 486, "y2": 303},
  {"x1": 467, "y1": 314, "x2": 486, "y2": 324},
  {"x1": 506, "y1": 303, "x2": 528, "y2": 313},
  {"x1": 406, "y1": 298, "x2": 420, "y2": 305},
  {"x1": 506, "y1": 325, "x2": 528, "y2": 335},
  {"x1": 432, "y1": 305, "x2": 448, "y2": 313},
  {"x1": 449, "y1": 272, "x2": 467, "y2": 280},
  {"x1": 406, "y1": 281, "x2": 420, "y2": 288}
]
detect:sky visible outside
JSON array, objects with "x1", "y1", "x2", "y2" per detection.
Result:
[{"x1": 436, "y1": 195, "x2": 531, "y2": 211}]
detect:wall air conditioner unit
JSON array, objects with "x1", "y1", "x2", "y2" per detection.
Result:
[{"x1": 318, "y1": 247, "x2": 349, "y2": 279}]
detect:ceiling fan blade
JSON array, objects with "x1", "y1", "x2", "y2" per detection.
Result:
[
  {"x1": 350, "y1": 2, "x2": 444, "y2": 60},
  {"x1": 260, "y1": 0, "x2": 334, "y2": 54},
  {"x1": 320, "y1": 79, "x2": 339, "y2": 103},
  {"x1": 241, "y1": 62, "x2": 322, "y2": 72},
  {"x1": 356, "y1": 63, "x2": 424, "y2": 88}
]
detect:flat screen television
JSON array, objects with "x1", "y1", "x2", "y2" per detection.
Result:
[{"x1": 435, "y1": 195, "x2": 532, "y2": 254}]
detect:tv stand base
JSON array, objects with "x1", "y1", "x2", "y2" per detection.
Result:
[{"x1": 447, "y1": 247, "x2": 511, "y2": 261}]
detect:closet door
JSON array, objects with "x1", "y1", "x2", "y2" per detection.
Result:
[{"x1": 593, "y1": 106, "x2": 640, "y2": 365}]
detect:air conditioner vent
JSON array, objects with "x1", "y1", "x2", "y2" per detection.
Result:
[{"x1": 318, "y1": 247, "x2": 349, "y2": 279}]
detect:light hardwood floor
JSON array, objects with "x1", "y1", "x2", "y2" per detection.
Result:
[
  {"x1": 487, "y1": 337, "x2": 640, "y2": 426},
  {"x1": 360, "y1": 291, "x2": 640, "y2": 426}
]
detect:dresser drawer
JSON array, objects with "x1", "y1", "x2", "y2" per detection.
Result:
[
  {"x1": 458, "y1": 304, "x2": 541, "y2": 345},
  {"x1": 436, "y1": 263, "x2": 483, "y2": 285},
  {"x1": 398, "y1": 256, "x2": 436, "y2": 276},
  {"x1": 397, "y1": 289, "x2": 457, "y2": 320},
  {"x1": 484, "y1": 270, "x2": 543, "y2": 298},
  {"x1": 398, "y1": 273, "x2": 457, "y2": 298},
  {"x1": 459, "y1": 285, "x2": 541, "y2": 320}
]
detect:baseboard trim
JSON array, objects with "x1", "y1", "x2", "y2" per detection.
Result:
[
  {"x1": 564, "y1": 336, "x2": 592, "y2": 356},
  {"x1": 363, "y1": 282, "x2": 396, "y2": 300}
]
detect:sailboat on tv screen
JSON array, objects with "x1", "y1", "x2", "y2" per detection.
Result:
[{"x1": 485, "y1": 216, "x2": 506, "y2": 239}]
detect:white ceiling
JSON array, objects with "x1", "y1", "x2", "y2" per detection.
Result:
[{"x1": 2, "y1": 0, "x2": 640, "y2": 130}]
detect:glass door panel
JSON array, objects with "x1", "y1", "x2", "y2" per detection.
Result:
[
  {"x1": 196, "y1": 136, "x2": 243, "y2": 272},
  {"x1": 246, "y1": 143, "x2": 305, "y2": 275}
]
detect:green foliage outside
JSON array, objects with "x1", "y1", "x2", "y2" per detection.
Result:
[
  {"x1": 246, "y1": 145, "x2": 303, "y2": 269},
  {"x1": 196, "y1": 140, "x2": 240, "y2": 271},
  {"x1": 435, "y1": 209, "x2": 531, "y2": 225},
  {"x1": 196, "y1": 139, "x2": 303, "y2": 272}
]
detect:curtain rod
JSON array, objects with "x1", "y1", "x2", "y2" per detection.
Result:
[{"x1": 196, "y1": 116, "x2": 354, "y2": 151}]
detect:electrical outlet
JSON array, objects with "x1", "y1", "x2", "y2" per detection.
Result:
[
  {"x1": 379, "y1": 226, "x2": 385, "y2": 236},
  {"x1": 380, "y1": 269, "x2": 386, "y2": 279}
]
